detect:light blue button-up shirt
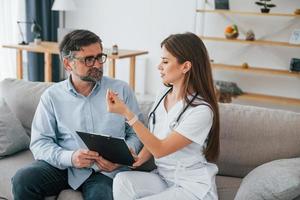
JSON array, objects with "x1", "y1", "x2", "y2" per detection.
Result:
[{"x1": 30, "y1": 76, "x2": 143, "y2": 189}]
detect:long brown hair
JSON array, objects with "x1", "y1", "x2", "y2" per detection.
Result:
[{"x1": 161, "y1": 32, "x2": 220, "y2": 162}]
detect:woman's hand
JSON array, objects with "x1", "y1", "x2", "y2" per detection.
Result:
[
  {"x1": 129, "y1": 148, "x2": 146, "y2": 168},
  {"x1": 106, "y1": 89, "x2": 128, "y2": 115}
]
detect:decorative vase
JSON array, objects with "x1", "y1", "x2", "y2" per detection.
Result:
[
  {"x1": 245, "y1": 30, "x2": 255, "y2": 41},
  {"x1": 261, "y1": 8, "x2": 270, "y2": 13},
  {"x1": 242, "y1": 62, "x2": 249, "y2": 69},
  {"x1": 112, "y1": 44, "x2": 118, "y2": 55},
  {"x1": 34, "y1": 38, "x2": 41, "y2": 45},
  {"x1": 294, "y1": 9, "x2": 300, "y2": 15},
  {"x1": 225, "y1": 32, "x2": 239, "y2": 39}
]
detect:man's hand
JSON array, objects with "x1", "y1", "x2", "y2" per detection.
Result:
[
  {"x1": 72, "y1": 149, "x2": 99, "y2": 168},
  {"x1": 94, "y1": 156, "x2": 120, "y2": 172}
]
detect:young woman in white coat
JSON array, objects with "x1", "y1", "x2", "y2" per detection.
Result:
[{"x1": 106, "y1": 32, "x2": 220, "y2": 200}]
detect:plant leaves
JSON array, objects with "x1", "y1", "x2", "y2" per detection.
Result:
[{"x1": 255, "y1": 2, "x2": 265, "y2": 6}]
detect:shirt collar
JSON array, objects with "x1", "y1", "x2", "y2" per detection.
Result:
[{"x1": 66, "y1": 75, "x2": 101, "y2": 97}]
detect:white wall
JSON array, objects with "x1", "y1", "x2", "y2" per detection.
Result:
[
  {"x1": 66, "y1": 0, "x2": 300, "y2": 111},
  {"x1": 66, "y1": 0, "x2": 197, "y2": 95}
]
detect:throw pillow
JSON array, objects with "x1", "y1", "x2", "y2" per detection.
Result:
[
  {"x1": 0, "y1": 98, "x2": 30, "y2": 156},
  {"x1": 234, "y1": 158, "x2": 300, "y2": 200}
]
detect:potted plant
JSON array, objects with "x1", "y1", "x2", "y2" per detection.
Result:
[
  {"x1": 255, "y1": 0, "x2": 276, "y2": 13},
  {"x1": 30, "y1": 21, "x2": 42, "y2": 44}
]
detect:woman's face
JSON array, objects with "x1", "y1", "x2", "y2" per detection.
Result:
[{"x1": 158, "y1": 46, "x2": 185, "y2": 85}]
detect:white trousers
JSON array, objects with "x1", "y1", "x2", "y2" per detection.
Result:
[{"x1": 113, "y1": 171, "x2": 200, "y2": 200}]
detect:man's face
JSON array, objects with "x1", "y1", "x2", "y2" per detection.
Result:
[{"x1": 66, "y1": 42, "x2": 105, "y2": 83}]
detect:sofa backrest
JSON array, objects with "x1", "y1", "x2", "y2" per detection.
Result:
[
  {"x1": 0, "y1": 78, "x2": 52, "y2": 136},
  {"x1": 217, "y1": 103, "x2": 300, "y2": 178},
  {"x1": 1, "y1": 79, "x2": 300, "y2": 178},
  {"x1": 0, "y1": 78, "x2": 154, "y2": 137}
]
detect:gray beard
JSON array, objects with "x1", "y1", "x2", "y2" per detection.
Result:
[{"x1": 79, "y1": 67, "x2": 103, "y2": 83}]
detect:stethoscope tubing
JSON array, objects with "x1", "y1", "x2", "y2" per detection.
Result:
[{"x1": 148, "y1": 87, "x2": 198, "y2": 131}]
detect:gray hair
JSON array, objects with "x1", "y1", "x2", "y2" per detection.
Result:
[{"x1": 59, "y1": 29, "x2": 102, "y2": 60}]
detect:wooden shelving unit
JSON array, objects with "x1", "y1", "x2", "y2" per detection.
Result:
[
  {"x1": 196, "y1": 9, "x2": 300, "y2": 17},
  {"x1": 236, "y1": 93, "x2": 300, "y2": 106},
  {"x1": 200, "y1": 36, "x2": 300, "y2": 48},
  {"x1": 198, "y1": 6, "x2": 300, "y2": 106},
  {"x1": 212, "y1": 63, "x2": 300, "y2": 78},
  {"x1": 213, "y1": 63, "x2": 300, "y2": 105}
]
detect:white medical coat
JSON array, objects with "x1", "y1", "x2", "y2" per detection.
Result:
[{"x1": 149, "y1": 88, "x2": 218, "y2": 200}]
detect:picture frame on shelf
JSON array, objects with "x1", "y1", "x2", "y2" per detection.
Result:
[
  {"x1": 214, "y1": 0, "x2": 229, "y2": 10},
  {"x1": 289, "y1": 29, "x2": 300, "y2": 45}
]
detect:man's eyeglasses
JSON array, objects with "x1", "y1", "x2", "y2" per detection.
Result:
[{"x1": 72, "y1": 53, "x2": 107, "y2": 67}]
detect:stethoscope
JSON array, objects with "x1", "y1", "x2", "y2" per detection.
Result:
[{"x1": 148, "y1": 87, "x2": 198, "y2": 132}]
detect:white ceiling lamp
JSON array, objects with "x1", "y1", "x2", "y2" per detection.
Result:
[
  {"x1": 51, "y1": 0, "x2": 77, "y2": 28},
  {"x1": 51, "y1": 0, "x2": 77, "y2": 79}
]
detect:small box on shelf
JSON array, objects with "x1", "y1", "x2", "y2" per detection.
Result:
[{"x1": 214, "y1": 0, "x2": 229, "y2": 10}]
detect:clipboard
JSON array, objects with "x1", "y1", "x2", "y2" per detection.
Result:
[{"x1": 76, "y1": 131, "x2": 134, "y2": 166}]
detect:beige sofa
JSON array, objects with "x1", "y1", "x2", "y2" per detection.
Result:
[{"x1": 0, "y1": 78, "x2": 300, "y2": 200}]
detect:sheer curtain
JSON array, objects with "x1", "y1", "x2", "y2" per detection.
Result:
[{"x1": 0, "y1": 0, "x2": 25, "y2": 81}]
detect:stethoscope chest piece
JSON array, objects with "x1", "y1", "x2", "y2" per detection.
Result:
[{"x1": 169, "y1": 120, "x2": 179, "y2": 130}]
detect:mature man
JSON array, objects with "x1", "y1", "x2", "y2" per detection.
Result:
[{"x1": 12, "y1": 29, "x2": 142, "y2": 200}]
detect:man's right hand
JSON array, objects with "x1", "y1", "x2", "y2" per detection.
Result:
[{"x1": 71, "y1": 149, "x2": 99, "y2": 168}]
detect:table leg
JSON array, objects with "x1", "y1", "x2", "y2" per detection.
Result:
[
  {"x1": 44, "y1": 53, "x2": 52, "y2": 82},
  {"x1": 16, "y1": 50, "x2": 23, "y2": 79},
  {"x1": 109, "y1": 58, "x2": 116, "y2": 78},
  {"x1": 129, "y1": 56, "x2": 136, "y2": 91}
]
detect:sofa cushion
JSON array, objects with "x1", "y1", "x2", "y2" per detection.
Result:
[
  {"x1": 217, "y1": 103, "x2": 300, "y2": 178},
  {"x1": 234, "y1": 158, "x2": 300, "y2": 200},
  {"x1": 0, "y1": 98, "x2": 30, "y2": 156},
  {"x1": 56, "y1": 189, "x2": 83, "y2": 200},
  {"x1": 216, "y1": 175, "x2": 242, "y2": 200},
  {"x1": 0, "y1": 78, "x2": 52, "y2": 136},
  {"x1": 0, "y1": 150, "x2": 34, "y2": 200}
]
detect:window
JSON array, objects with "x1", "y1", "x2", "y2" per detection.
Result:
[{"x1": 0, "y1": 0, "x2": 25, "y2": 81}]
